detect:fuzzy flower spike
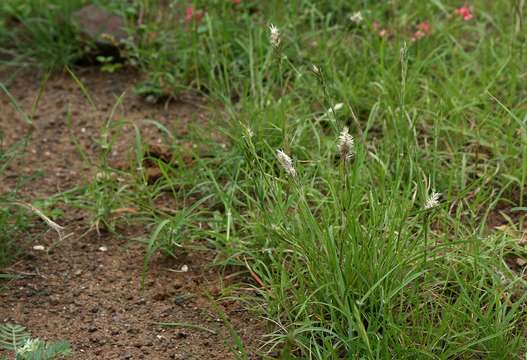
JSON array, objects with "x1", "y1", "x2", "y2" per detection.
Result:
[
  {"x1": 276, "y1": 149, "x2": 296, "y2": 178},
  {"x1": 424, "y1": 191, "x2": 441, "y2": 210},
  {"x1": 338, "y1": 127, "x2": 354, "y2": 162},
  {"x1": 349, "y1": 11, "x2": 363, "y2": 24},
  {"x1": 269, "y1": 23, "x2": 281, "y2": 48}
]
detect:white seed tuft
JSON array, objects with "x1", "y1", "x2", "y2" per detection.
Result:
[
  {"x1": 333, "y1": 103, "x2": 344, "y2": 112},
  {"x1": 276, "y1": 149, "x2": 297, "y2": 178},
  {"x1": 243, "y1": 126, "x2": 254, "y2": 139},
  {"x1": 269, "y1": 24, "x2": 281, "y2": 48},
  {"x1": 327, "y1": 103, "x2": 344, "y2": 117},
  {"x1": 338, "y1": 127, "x2": 354, "y2": 162},
  {"x1": 349, "y1": 11, "x2": 364, "y2": 24},
  {"x1": 424, "y1": 191, "x2": 441, "y2": 210}
]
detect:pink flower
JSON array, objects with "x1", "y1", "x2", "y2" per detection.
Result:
[
  {"x1": 371, "y1": 21, "x2": 389, "y2": 38},
  {"x1": 185, "y1": 7, "x2": 194, "y2": 22},
  {"x1": 233, "y1": 0, "x2": 241, "y2": 4},
  {"x1": 417, "y1": 21, "x2": 431, "y2": 33},
  {"x1": 456, "y1": 6, "x2": 473, "y2": 21},
  {"x1": 412, "y1": 21, "x2": 431, "y2": 41},
  {"x1": 373, "y1": 22, "x2": 388, "y2": 38},
  {"x1": 185, "y1": 7, "x2": 204, "y2": 24}
]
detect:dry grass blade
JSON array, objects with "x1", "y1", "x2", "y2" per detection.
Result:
[
  {"x1": 154, "y1": 322, "x2": 217, "y2": 335},
  {"x1": 13, "y1": 201, "x2": 65, "y2": 240}
]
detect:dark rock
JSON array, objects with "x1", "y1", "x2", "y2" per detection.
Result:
[
  {"x1": 127, "y1": 328, "x2": 140, "y2": 335},
  {"x1": 73, "y1": 4, "x2": 127, "y2": 45},
  {"x1": 173, "y1": 294, "x2": 189, "y2": 306},
  {"x1": 175, "y1": 331, "x2": 188, "y2": 339},
  {"x1": 135, "y1": 298, "x2": 146, "y2": 305},
  {"x1": 87, "y1": 325, "x2": 97, "y2": 333}
]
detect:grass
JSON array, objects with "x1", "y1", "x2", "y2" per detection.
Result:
[
  {"x1": 0, "y1": 133, "x2": 32, "y2": 269},
  {"x1": 1, "y1": 0, "x2": 527, "y2": 358},
  {"x1": 0, "y1": 0, "x2": 84, "y2": 73}
]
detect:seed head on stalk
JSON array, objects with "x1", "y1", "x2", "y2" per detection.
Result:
[
  {"x1": 269, "y1": 24, "x2": 281, "y2": 48},
  {"x1": 424, "y1": 191, "x2": 441, "y2": 210},
  {"x1": 276, "y1": 149, "x2": 296, "y2": 178},
  {"x1": 338, "y1": 127, "x2": 354, "y2": 162}
]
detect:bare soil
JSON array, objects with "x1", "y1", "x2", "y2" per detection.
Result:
[{"x1": 0, "y1": 68, "x2": 265, "y2": 359}]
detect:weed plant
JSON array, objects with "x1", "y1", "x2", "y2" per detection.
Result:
[
  {"x1": 0, "y1": 133, "x2": 30, "y2": 268},
  {"x1": 1, "y1": 0, "x2": 527, "y2": 358},
  {"x1": 191, "y1": 1, "x2": 527, "y2": 357}
]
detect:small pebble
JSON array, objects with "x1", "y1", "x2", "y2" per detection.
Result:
[
  {"x1": 145, "y1": 94, "x2": 158, "y2": 104},
  {"x1": 98, "y1": 246, "x2": 108, "y2": 252},
  {"x1": 87, "y1": 325, "x2": 97, "y2": 333},
  {"x1": 174, "y1": 295, "x2": 187, "y2": 306},
  {"x1": 181, "y1": 265, "x2": 189, "y2": 272},
  {"x1": 33, "y1": 245, "x2": 45, "y2": 251},
  {"x1": 135, "y1": 298, "x2": 146, "y2": 305}
]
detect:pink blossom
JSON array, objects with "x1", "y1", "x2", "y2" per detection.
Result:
[
  {"x1": 456, "y1": 6, "x2": 473, "y2": 21},
  {"x1": 185, "y1": 6, "x2": 204, "y2": 24},
  {"x1": 417, "y1": 21, "x2": 431, "y2": 33},
  {"x1": 412, "y1": 21, "x2": 431, "y2": 41},
  {"x1": 185, "y1": 7, "x2": 194, "y2": 22},
  {"x1": 372, "y1": 22, "x2": 388, "y2": 38}
]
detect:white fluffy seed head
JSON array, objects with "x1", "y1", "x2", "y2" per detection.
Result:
[
  {"x1": 349, "y1": 11, "x2": 364, "y2": 24},
  {"x1": 333, "y1": 103, "x2": 344, "y2": 112},
  {"x1": 276, "y1": 149, "x2": 296, "y2": 177},
  {"x1": 338, "y1": 127, "x2": 354, "y2": 162},
  {"x1": 269, "y1": 24, "x2": 281, "y2": 48},
  {"x1": 242, "y1": 125, "x2": 254, "y2": 139},
  {"x1": 424, "y1": 191, "x2": 441, "y2": 210},
  {"x1": 327, "y1": 103, "x2": 344, "y2": 117}
]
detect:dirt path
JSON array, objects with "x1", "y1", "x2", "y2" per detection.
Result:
[{"x1": 0, "y1": 69, "x2": 264, "y2": 359}]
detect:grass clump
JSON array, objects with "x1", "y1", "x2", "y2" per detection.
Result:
[
  {"x1": 0, "y1": 134, "x2": 30, "y2": 268},
  {"x1": 1, "y1": 0, "x2": 527, "y2": 358},
  {"x1": 189, "y1": 1, "x2": 527, "y2": 357},
  {"x1": 210, "y1": 116, "x2": 526, "y2": 357},
  {"x1": 0, "y1": 0, "x2": 85, "y2": 71}
]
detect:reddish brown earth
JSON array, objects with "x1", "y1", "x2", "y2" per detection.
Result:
[{"x1": 0, "y1": 69, "x2": 266, "y2": 359}]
